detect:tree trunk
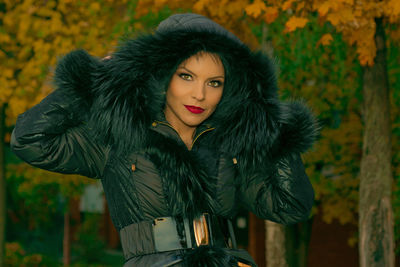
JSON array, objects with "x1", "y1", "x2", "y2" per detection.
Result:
[
  {"x1": 248, "y1": 212, "x2": 266, "y2": 267},
  {"x1": 260, "y1": 21, "x2": 288, "y2": 267},
  {"x1": 70, "y1": 197, "x2": 81, "y2": 243},
  {"x1": 285, "y1": 218, "x2": 313, "y2": 267},
  {"x1": 0, "y1": 104, "x2": 6, "y2": 267},
  {"x1": 359, "y1": 17, "x2": 394, "y2": 267},
  {"x1": 265, "y1": 220, "x2": 288, "y2": 267},
  {"x1": 63, "y1": 207, "x2": 71, "y2": 266},
  {"x1": 296, "y1": 220, "x2": 313, "y2": 267},
  {"x1": 103, "y1": 198, "x2": 120, "y2": 249}
]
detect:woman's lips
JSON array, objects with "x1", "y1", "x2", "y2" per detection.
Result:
[{"x1": 184, "y1": 105, "x2": 205, "y2": 114}]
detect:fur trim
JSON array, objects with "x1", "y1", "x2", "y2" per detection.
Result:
[
  {"x1": 144, "y1": 131, "x2": 217, "y2": 218},
  {"x1": 53, "y1": 13, "x2": 319, "y2": 169},
  {"x1": 53, "y1": 49, "x2": 101, "y2": 124},
  {"x1": 87, "y1": 28, "x2": 286, "y2": 156},
  {"x1": 183, "y1": 246, "x2": 238, "y2": 267},
  {"x1": 53, "y1": 49, "x2": 99, "y2": 108},
  {"x1": 274, "y1": 101, "x2": 320, "y2": 157}
]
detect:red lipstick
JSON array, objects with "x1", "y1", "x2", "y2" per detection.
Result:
[{"x1": 184, "y1": 105, "x2": 205, "y2": 114}]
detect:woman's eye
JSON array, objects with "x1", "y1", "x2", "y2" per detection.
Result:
[
  {"x1": 208, "y1": 80, "x2": 223, "y2": 88},
  {"x1": 179, "y1": 73, "x2": 192, "y2": 81}
]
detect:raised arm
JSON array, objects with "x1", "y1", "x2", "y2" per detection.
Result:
[
  {"x1": 238, "y1": 153, "x2": 314, "y2": 225},
  {"x1": 229, "y1": 100, "x2": 318, "y2": 225},
  {"x1": 11, "y1": 50, "x2": 109, "y2": 178}
]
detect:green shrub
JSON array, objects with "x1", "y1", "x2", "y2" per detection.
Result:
[{"x1": 73, "y1": 213, "x2": 106, "y2": 264}]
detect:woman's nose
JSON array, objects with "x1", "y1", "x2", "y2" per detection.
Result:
[{"x1": 191, "y1": 83, "x2": 205, "y2": 101}]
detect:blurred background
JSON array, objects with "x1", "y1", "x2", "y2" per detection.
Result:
[{"x1": 1, "y1": 0, "x2": 400, "y2": 266}]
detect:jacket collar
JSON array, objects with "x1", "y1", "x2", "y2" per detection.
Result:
[{"x1": 150, "y1": 120, "x2": 215, "y2": 151}]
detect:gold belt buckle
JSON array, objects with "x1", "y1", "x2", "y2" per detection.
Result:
[{"x1": 193, "y1": 213, "x2": 209, "y2": 246}]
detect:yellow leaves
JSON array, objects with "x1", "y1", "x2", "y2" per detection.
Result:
[
  {"x1": 0, "y1": 32, "x2": 11, "y2": 43},
  {"x1": 263, "y1": 6, "x2": 279, "y2": 24},
  {"x1": 321, "y1": 191, "x2": 358, "y2": 225},
  {"x1": 0, "y1": 88, "x2": 12, "y2": 107},
  {"x1": 89, "y1": 2, "x2": 101, "y2": 12},
  {"x1": 7, "y1": 97, "x2": 28, "y2": 125},
  {"x1": 193, "y1": 0, "x2": 211, "y2": 13},
  {"x1": 317, "y1": 33, "x2": 333, "y2": 46},
  {"x1": 69, "y1": 24, "x2": 81, "y2": 35},
  {"x1": 244, "y1": 0, "x2": 293, "y2": 25},
  {"x1": 135, "y1": 0, "x2": 255, "y2": 46},
  {"x1": 2, "y1": 0, "x2": 126, "y2": 124},
  {"x1": 313, "y1": 124, "x2": 361, "y2": 225},
  {"x1": 384, "y1": 0, "x2": 400, "y2": 22},
  {"x1": 0, "y1": 67, "x2": 16, "y2": 105},
  {"x1": 387, "y1": 0, "x2": 400, "y2": 14},
  {"x1": 316, "y1": 1, "x2": 331, "y2": 17},
  {"x1": 338, "y1": 0, "x2": 354, "y2": 4},
  {"x1": 326, "y1": 9, "x2": 355, "y2": 27},
  {"x1": 48, "y1": 14, "x2": 64, "y2": 36},
  {"x1": 245, "y1": 0, "x2": 267, "y2": 19},
  {"x1": 341, "y1": 22, "x2": 376, "y2": 66},
  {"x1": 194, "y1": 0, "x2": 247, "y2": 23},
  {"x1": 219, "y1": 0, "x2": 247, "y2": 18},
  {"x1": 4, "y1": 69, "x2": 13, "y2": 79},
  {"x1": 284, "y1": 16, "x2": 309, "y2": 32},
  {"x1": 134, "y1": 1, "x2": 153, "y2": 17},
  {"x1": 304, "y1": 0, "x2": 397, "y2": 66},
  {"x1": 136, "y1": 0, "x2": 191, "y2": 17},
  {"x1": 357, "y1": 44, "x2": 376, "y2": 66},
  {"x1": 282, "y1": 0, "x2": 297, "y2": 11},
  {"x1": 295, "y1": 1, "x2": 305, "y2": 12},
  {"x1": 35, "y1": 5, "x2": 56, "y2": 18},
  {"x1": 153, "y1": 0, "x2": 170, "y2": 10}
]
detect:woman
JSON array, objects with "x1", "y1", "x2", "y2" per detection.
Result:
[{"x1": 11, "y1": 13, "x2": 318, "y2": 266}]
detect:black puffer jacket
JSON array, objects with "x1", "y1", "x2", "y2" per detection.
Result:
[{"x1": 11, "y1": 13, "x2": 318, "y2": 266}]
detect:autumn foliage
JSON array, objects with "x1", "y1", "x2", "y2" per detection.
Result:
[
  {"x1": 0, "y1": 0, "x2": 129, "y2": 242},
  {"x1": 0, "y1": 0, "x2": 130, "y2": 207},
  {"x1": 137, "y1": 0, "x2": 400, "y2": 66},
  {"x1": 1, "y1": 0, "x2": 400, "y2": 264},
  {"x1": 0, "y1": 0, "x2": 127, "y2": 126}
]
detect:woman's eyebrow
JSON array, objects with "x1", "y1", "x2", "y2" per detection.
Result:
[
  {"x1": 177, "y1": 66, "x2": 225, "y2": 79},
  {"x1": 209, "y1": 75, "x2": 225, "y2": 79},
  {"x1": 177, "y1": 66, "x2": 196, "y2": 76}
]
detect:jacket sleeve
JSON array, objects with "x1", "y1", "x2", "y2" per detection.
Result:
[
  {"x1": 237, "y1": 153, "x2": 314, "y2": 225},
  {"x1": 10, "y1": 88, "x2": 109, "y2": 179}
]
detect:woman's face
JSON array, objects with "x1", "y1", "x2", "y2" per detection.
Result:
[{"x1": 164, "y1": 52, "x2": 225, "y2": 132}]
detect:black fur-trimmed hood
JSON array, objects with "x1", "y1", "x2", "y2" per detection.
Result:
[
  {"x1": 53, "y1": 13, "x2": 318, "y2": 266},
  {"x1": 54, "y1": 13, "x2": 318, "y2": 172}
]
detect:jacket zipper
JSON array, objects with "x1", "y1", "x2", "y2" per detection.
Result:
[
  {"x1": 154, "y1": 121, "x2": 215, "y2": 150},
  {"x1": 191, "y1": 128, "x2": 214, "y2": 149}
]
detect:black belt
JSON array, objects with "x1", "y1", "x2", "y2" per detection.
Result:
[{"x1": 120, "y1": 213, "x2": 237, "y2": 260}]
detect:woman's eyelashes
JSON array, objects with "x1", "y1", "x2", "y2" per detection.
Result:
[
  {"x1": 208, "y1": 80, "x2": 224, "y2": 88},
  {"x1": 178, "y1": 73, "x2": 223, "y2": 88},
  {"x1": 178, "y1": 73, "x2": 193, "y2": 81}
]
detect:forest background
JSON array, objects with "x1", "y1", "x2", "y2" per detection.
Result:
[{"x1": 0, "y1": 0, "x2": 399, "y2": 266}]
